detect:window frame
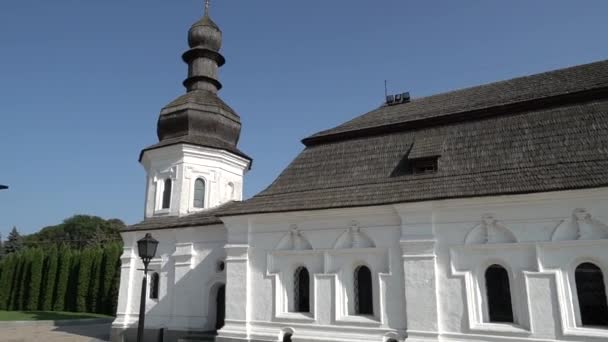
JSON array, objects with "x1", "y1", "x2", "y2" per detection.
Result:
[
  {"x1": 193, "y1": 177, "x2": 206, "y2": 209},
  {"x1": 477, "y1": 261, "x2": 519, "y2": 325},
  {"x1": 293, "y1": 266, "x2": 310, "y2": 313},
  {"x1": 161, "y1": 178, "x2": 172, "y2": 209},
  {"x1": 484, "y1": 264, "x2": 515, "y2": 324},
  {"x1": 354, "y1": 264, "x2": 374, "y2": 316},
  {"x1": 149, "y1": 272, "x2": 160, "y2": 300},
  {"x1": 573, "y1": 261, "x2": 608, "y2": 328}
]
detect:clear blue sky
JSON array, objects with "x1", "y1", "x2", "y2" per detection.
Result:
[{"x1": 1, "y1": 1, "x2": 607, "y2": 236}]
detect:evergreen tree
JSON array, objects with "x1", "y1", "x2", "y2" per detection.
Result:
[
  {"x1": 76, "y1": 248, "x2": 93, "y2": 312},
  {"x1": 26, "y1": 248, "x2": 44, "y2": 310},
  {"x1": 9, "y1": 252, "x2": 24, "y2": 310},
  {"x1": 66, "y1": 250, "x2": 81, "y2": 312},
  {"x1": 100, "y1": 243, "x2": 122, "y2": 314},
  {"x1": 16, "y1": 250, "x2": 31, "y2": 310},
  {"x1": 40, "y1": 246, "x2": 59, "y2": 311},
  {"x1": 85, "y1": 248, "x2": 101, "y2": 312},
  {"x1": 0, "y1": 255, "x2": 15, "y2": 309},
  {"x1": 107, "y1": 253, "x2": 122, "y2": 316},
  {"x1": 4, "y1": 227, "x2": 23, "y2": 255},
  {"x1": 0, "y1": 258, "x2": 5, "y2": 310},
  {"x1": 53, "y1": 246, "x2": 72, "y2": 311},
  {"x1": 0, "y1": 233, "x2": 4, "y2": 260}
]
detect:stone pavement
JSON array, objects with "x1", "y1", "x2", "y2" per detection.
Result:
[{"x1": 0, "y1": 322, "x2": 110, "y2": 342}]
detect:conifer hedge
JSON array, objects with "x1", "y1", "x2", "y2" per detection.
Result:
[{"x1": 0, "y1": 243, "x2": 121, "y2": 315}]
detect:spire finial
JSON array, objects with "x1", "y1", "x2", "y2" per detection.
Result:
[{"x1": 205, "y1": 0, "x2": 210, "y2": 15}]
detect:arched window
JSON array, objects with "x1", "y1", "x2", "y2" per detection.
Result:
[
  {"x1": 282, "y1": 333, "x2": 293, "y2": 342},
  {"x1": 354, "y1": 265, "x2": 373, "y2": 315},
  {"x1": 294, "y1": 267, "x2": 310, "y2": 312},
  {"x1": 575, "y1": 262, "x2": 608, "y2": 327},
  {"x1": 161, "y1": 178, "x2": 172, "y2": 209},
  {"x1": 150, "y1": 272, "x2": 159, "y2": 299},
  {"x1": 216, "y1": 284, "x2": 225, "y2": 330},
  {"x1": 485, "y1": 264, "x2": 514, "y2": 323},
  {"x1": 193, "y1": 178, "x2": 205, "y2": 208}
]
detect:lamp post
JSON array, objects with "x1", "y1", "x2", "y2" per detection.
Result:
[
  {"x1": 136, "y1": 233, "x2": 159, "y2": 342},
  {"x1": 0, "y1": 185, "x2": 7, "y2": 190}
]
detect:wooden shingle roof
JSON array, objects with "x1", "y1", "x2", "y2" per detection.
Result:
[{"x1": 220, "y1": 59, "x2": 608, "y2": 216}]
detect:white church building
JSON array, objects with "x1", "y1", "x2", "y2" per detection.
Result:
[{"x1": 111, "y1": 4, "x2": 608, "y2": 342}]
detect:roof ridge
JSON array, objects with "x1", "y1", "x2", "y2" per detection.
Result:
[{"x1": 304, "y1": 58, "x2": 608, "y2": 145}]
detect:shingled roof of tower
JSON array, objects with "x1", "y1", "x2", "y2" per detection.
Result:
[{"x1": 216, "y1": 59, "x2": 608, "y2": 217}]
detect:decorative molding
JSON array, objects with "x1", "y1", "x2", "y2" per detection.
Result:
[
  {"x1": 275, "y1": 224, "x2": 313, "y2": 251},
  {"x1": 552, "y1": 208, "x2": 608, "y2": 241},
  {"x1": 400, "y1": 239, "x2": 436, "y2": 259},
  {"x1": 334, "y1": 221, "x2": 375, "y2": 249},
  {"x1": 464, "y1": 214, "x2": 517, "y2": 245}
]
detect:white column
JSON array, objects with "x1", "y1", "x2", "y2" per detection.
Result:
[
  {"x1": 218, "y1": 217, "x2": 250, "y2": 340},
  {"x1": 395, "y1": 203, "x2": 440, "y2": 342},
  {"x1": 114, "y1": 246, "x2": 137, "y2": 327}
]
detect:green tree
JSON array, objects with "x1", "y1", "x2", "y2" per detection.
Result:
[
  {"x1": 99, "y1": 243, "x2": 122, "y2": 314},
  {"x1": 67, "y1": 250, "x2": 81, "y2": 312},
  {"x1": 15, "y1": 250, "x2": 32, "y2": 310},
  {"x1": 0, "y1": 254, "x2": 16, "y2": 309},
  {"x1": 86, "y1": 248, "x2": 103, "y2": 313},
  {"x1": 4, "y1": 227, "x2": 23, "y2": 255},
  {"x1": 107, "y1": 253, "x2": 122, "y2": 316},
  {"x1": 53, "y1": 246, "x2": 72, "y2": 311},
  {"x1": 40, "y1": 245, "x2": 59, "y2": 311},
  {"x1": 0, "y1": 233, "x2": 4, "y2": 260},
  {"x1": 9, "y1": 252, "x2": 24, "y2": 310},
  {"x1": 24, "y1": 216, "x2": 124, "y2": 250},
  {"x1": 26, "y1": 248, "x2": 44, "y2": 310},
  {"x1": 76, "y1": 249, "x2": 94, "y2": 312}
]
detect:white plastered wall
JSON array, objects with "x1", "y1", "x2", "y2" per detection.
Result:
[
  {"x1": 112, "y1": 224, "x2": 227, "y2": 333},
  {"x1": 140, "y1": 144, "x2": 249, "y2": 218},
  {"x1": 219, "y1": 187, "x2": 608, "y2": 342}
]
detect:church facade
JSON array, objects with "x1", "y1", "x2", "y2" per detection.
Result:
[{"x1": 111, "y1": 5, "x2": 608, "y2": 342}]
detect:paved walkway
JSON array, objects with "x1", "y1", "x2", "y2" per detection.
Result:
[{"x1": 0, "y1": 322, "x2": 110, "y2": 342}]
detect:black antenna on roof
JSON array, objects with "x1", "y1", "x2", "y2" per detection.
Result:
[{"x1": 384, "y1": 80, "x2": 388, "y2": 99}]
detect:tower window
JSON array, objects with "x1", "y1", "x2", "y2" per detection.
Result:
[
  {"x1": 354, "y1": 265, "x2": 373, "y2": 315},
  {"x1": 575, "y1": 262, "x2": 608, "y2": 327},
  {"x1": 150, "y1": 272, "x2": 160, "y2": 299},
  {"x1": 293, "y1": 266, "x2": 310, "y2": 313},
  {"x1": 194, "y1": 178, "x2": 206, "y2": 208},
  {"x1": 485, "y1": 264, "x2": 514, "y2": 323},
  {"x1": 162, "y1": 178, "x2": 172, "y2": 209}
]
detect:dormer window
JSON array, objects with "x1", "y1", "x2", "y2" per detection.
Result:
[
  {"x1": 411, "y1": 157, "x2": 438, "y2": 174},
  {"x1": 161, "y1": 178, "x2": 172, "y2": 209},
  {"x1": 193, "y1": 178, "x2": 206, "y2": 208},
  {"x1": 391, "y1": 155, "x2": 439, "y2": 177}
]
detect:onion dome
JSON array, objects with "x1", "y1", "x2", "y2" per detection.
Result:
[
  {"x1": 188, "y1": 14, "x2": 222, "y2": 51},
  {"x1": 140, "y1": 3, "x2": 250, "y2": 163}
]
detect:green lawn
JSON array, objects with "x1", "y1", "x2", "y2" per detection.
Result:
[{"x1": 0, "y1": 310, "x2": 113, "y2": 321}]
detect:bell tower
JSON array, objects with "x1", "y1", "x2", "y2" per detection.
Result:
[{"x1": 139, "y1": 2, "x2": 251, "y2": 218}]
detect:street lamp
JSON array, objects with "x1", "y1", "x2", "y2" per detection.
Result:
[
  {"x1": 0, "y1": 185, "x2": 8, "y2": 190},
  {"x1": 136, "y1": 233, "x2": 159, "y2": 342}
]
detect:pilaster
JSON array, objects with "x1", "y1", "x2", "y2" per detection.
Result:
[{"x1": 394, "y1": 203, "x2": 440, "y2": 341}]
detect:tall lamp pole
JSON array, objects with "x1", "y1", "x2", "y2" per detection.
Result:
[
  {"x1": 0, "y1": 185, "x2": 7, "y2": 190},
  {"x1": 136, "y1": 233, "x2": 159, "y2": 342}
]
